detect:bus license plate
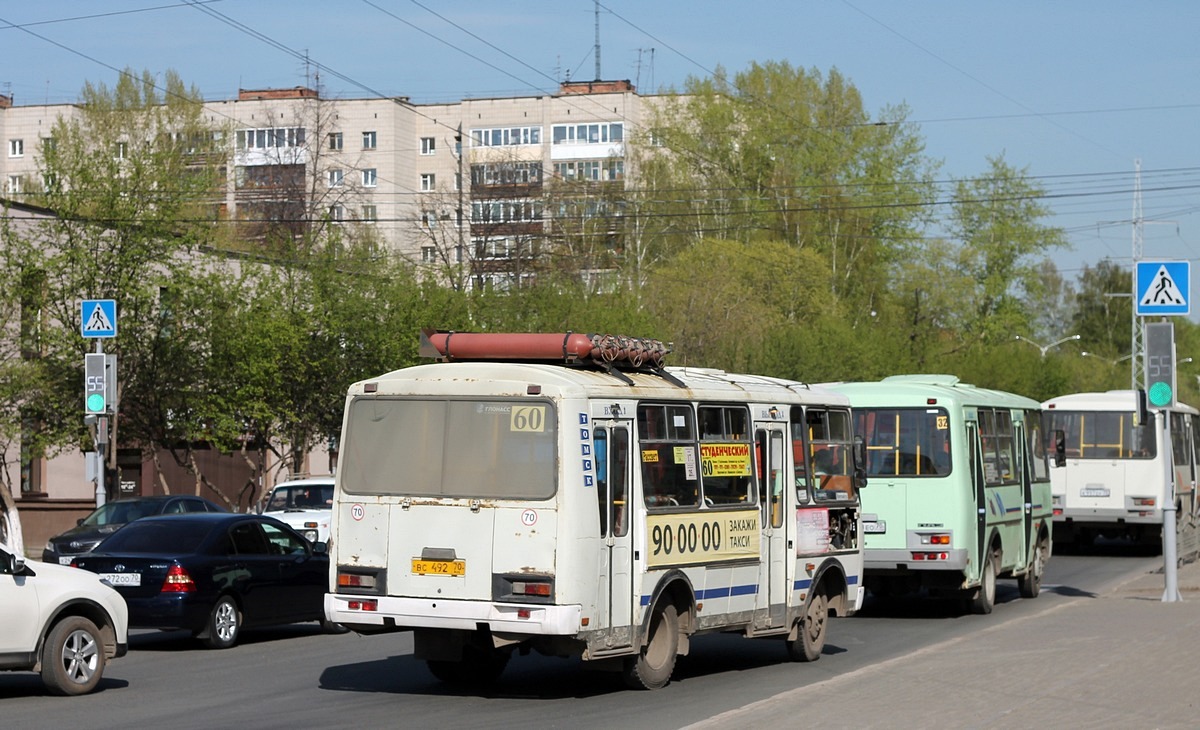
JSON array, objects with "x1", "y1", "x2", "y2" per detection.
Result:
[
  {"x1": 412, "y1": 559, "x2": 465, "y2": 576},
  {"x1": 863, "y1": 520, "x2": 886, "y2": 534},
  {"x1": 99, "y1": 572, "x2": 141, "y2": 587},
  {"x1": 1080, "y1": 486, "x2": 1110, "y2": 498}
]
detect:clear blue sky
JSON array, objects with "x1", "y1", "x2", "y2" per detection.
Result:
[{"x1": 3, "y1": 1, "x2": 1199, "y2": 292}]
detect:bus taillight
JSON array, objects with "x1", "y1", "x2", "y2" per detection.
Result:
[
  {"x1": 347, "y1": 599, "x2": 378, "y2": 611},
  {"x1": 512, "y1": 581, "x2": 552, "y2": 597},
  {"x1": 921, "y1": 534, "x2": 951, "y2": 546},
  {"x1": 1132, "y1": 498, "x2": 1156, "y2": 507},
  {"x1": 338, "y1": 572, "x2": 378, "y2": 589},
  {"x1": 911, "y1": 552, "x2": 948, "y2": 561}
]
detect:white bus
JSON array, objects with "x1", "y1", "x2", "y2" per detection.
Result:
[
  {"x1": 325, "y1": 331, "x2": 866, "y2": 689},
  {"x1": 1042, "y1": 390, "x2": 1199, "y2": 550}
]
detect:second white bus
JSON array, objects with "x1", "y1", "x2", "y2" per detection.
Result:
[
  {"x1": 325, "y1": 331, "x2": 866, "y2": 689},
  {"x1": 1042, "y1": 390, "x2": 1199, "y2": 552}
]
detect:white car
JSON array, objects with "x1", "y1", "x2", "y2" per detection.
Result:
[
  {"x1": 0, "y1": 543, "x2": 129, "y2": 695},
  {"x1": 260, "y1": 477, "x2": 335, "y2": 544}
]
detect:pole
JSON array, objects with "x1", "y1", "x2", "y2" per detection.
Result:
[
  {"x1": 93, "y1": 339, "x2": 107, "y2": 508},
  {"x1": 1162, "y1": 410, "x2": 1181, "y2": 602}
]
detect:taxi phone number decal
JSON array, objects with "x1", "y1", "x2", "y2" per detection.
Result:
[{"x1": 646, "y1": 511, "x2": 760, "y2": 567}]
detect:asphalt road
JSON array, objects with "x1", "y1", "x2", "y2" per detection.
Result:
[{"x1": 1, "y1": 546, "x2": 1159, "y2": 730}]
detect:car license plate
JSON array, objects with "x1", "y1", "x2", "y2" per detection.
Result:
[
  {"x1": 99, "y1": 572, "x2": 141, "y2": 587},
  {"x1": 863, "y1": 520, "x2": 886, "y2": 534},
  {"x1": 412, "y1": 559, "x2": 465, "y2": 576},
  {"x1": 1080, "y1": 486, "x2": 1110, "y2": 498},
  {"x1": 58, "y1": 557, "x2": 73, "y2": 565}
]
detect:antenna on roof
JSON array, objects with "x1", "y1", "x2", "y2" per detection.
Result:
[{"x1": 594, "y1": 0, "x2": 602, "y2": 81}]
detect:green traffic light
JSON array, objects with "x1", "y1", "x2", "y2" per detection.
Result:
[
  {"x1": 1148, "y1": 381, "x2": 1173, "y2": 407},
  {"x1": 86, "y1": 393, "x2": 106, "y2": 413}
]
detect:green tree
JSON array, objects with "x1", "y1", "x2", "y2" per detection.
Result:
[
  {"x1": 942, "y1": 155, "x2": 1068, "y2": 347},
  {"x1": 640, "y1": 61, "x2": 938, "y2": 319}
]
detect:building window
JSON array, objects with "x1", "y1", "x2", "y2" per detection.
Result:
[
  {"x1": 421, "y1": 137, "x2": 436, "y2": 155},
  {"x1": 454, "y1": 172, "x2": 462, "y2": 191},
  {"x1": 115, "y1": 141, "x2": 129, "y2": 159},
  {"x1": 8, "y1": 139, "x2": 23, "y2": 157},
  {"x1": 329, "y1": 204, "x2": 344, "y2": 222},
  {"x1": 554, "y1": 159, "x2": 623, "y2": 182},
  {"x1": 6, "y1": 175, "x2": 22, "y2": 194},
  {"x1": 551, "y1": 122, "x2": 624, "y2": 145},
  {"x1": 421, "y1": 246, "x2": 437, "y2": 263},
  {"x1": 235, "y1": 127, "x2": 306, "y2": 150},
  {"x1": 469, "y1": 126, "x2": 542, "y2": 147},
  {"x1": 470, "y1": 161, "x2": 543, "y2": 186},
  {"x1": 420, "y1": 173, "x2": 435, "y2": 191},
  {"x1": 328, "y1": 132, "x2": 343, "y2": 150},
  {"x1": 361, "y1": 205, "x2": 377, "y2": 222},
  {"x1": 362, "y1": 131, "x2": 377, "y2": 150},
  {"x1": 421, "y1": 210, "x2": 437, "y2": 229},
  {"x1": 328, "y1": 169, "x2": 344, "y2": 187},
  {"x1": 471, "y1": 199, "x2": 542, "y2": 224},
  {"x1": 362, "y1": 168, "x2": 377, "y2": 187}
]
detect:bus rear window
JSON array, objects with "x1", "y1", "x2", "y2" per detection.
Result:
[
  {"x1": 1044, "y1": 410, "x2": 1154, "y2": 459},
  {"x1": 854, "y1": 408, "x2": 951, "y2": 477},
  {"x1": 341, "y1": 398, "x2": 558, "y2": 499}
]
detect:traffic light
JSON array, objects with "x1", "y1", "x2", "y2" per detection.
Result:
[
  {"x1": 1144, "y1": 321, "x2": 1176, "y2": 408},
  {"x1": 84, "y1": 353, "x2": 107, "y2": 414}
]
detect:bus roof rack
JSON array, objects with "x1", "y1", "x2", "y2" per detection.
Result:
[{"x1": 418, "y1": 329, "x2": 681, "y2": 386}]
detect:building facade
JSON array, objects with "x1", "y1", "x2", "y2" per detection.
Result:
[{"x1": 0, "y1": 80, "x2": 663, "y2": 549}]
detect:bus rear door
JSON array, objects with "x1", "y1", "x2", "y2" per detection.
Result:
[{"x1": 594, "y1": 420, "x2": 635, "y2": 644}]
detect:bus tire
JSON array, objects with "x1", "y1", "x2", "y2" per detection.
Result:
[
  {"x1": 1018, "y1": 534, "x2": 1049, "y2": 599},
  {"x1": 622, "y1": 603, "x2": 679, "y2": 690},
  {"x1": 970, "y1": 551, "x2": 998, "y2": 615},
  {"x1": 426, "y1": 646, "x2": 509, "y2": 686},
  {"x1": 786, "y1": 591, "x2": 827, "y2": 662}
]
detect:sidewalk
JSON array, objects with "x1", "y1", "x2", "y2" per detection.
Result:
[{"x1": 692, "y1": 560, "x2": 1200, "y2": 729}]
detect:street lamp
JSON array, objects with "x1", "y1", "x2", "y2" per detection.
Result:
[
  {"x1": 1014, "y1": 334, "x2": 1081, "y2": 357},
  {"x1": 1080, "y1": 351, "x2": 1135, "y2": 367}
]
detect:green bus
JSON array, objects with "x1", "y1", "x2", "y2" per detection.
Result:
[{"x1": 828, "y1": 375, "x2": 1052, "y2": 613}]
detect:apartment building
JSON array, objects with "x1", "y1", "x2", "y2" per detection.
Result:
[
  {"x1": 0, "y1": 80, "x2": 662, "y2": 549},
  {"x1": 2, "y1": 80, "x2": 661, "y2": 288}
]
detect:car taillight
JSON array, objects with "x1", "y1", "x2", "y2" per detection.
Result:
[
  {"x1": 161, "y1": 564, "x2": 196, "y2": 593},
  {"x1": 338, "y1": 572, "x2": 377, "y2": 589}
]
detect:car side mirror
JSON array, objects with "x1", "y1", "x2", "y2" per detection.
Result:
[
  {"x1": 1053, "y1": 429, "x2": 1066, "y2": 467},
  {"x1": 311, "y1": 541, "x2": 328, "y2": 555},
  {"x1": 77, "y1": 518, "x2": 85, "y2": 526},
  {"x1": 854, "y1": 467, "x2": 867, "y2": 491}
]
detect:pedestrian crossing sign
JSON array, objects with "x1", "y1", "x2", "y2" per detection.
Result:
[
  {"x1": 1136, "y1": 261, "x2": 1190, "y2": 316},
  {"x1": 81, "y1": 299, "x2": 117, "y2": 338}
]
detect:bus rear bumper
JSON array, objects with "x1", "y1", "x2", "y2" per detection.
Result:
[
  {"x1": 864, "y1": 547, "x2": 969, "y2": 573},
  {"x1": 1056, "y1": 507, "x2": 1162, "y2": 526},
  {"x1": 325, "y1": 594, "x2": 582, "y2": 636}
]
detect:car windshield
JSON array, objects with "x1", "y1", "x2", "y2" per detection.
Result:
[
  {"x1": 97, "y1": 520, "x2": 216, "y2": 554},
  {"x1": 264, "y1": 484, "x2": 334, "y2": 511},
  {"x1": 80, "y1": 500, "x2": 159, "y2": 526}
]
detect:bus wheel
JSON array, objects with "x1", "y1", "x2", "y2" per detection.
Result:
[
  {"x1": 622, "y1": 603, "x2": 679, "y2": 690},
  {"x1": 1018, "y1": 535, "x2": 1049, "y2": 599},
  {"x1": 427, "y1": 646, "x2": 510, "y2": 686},
  {"x1": 970, "y1": 551, "x2": 998, "y2": 615},
  {"x1": 786, "y1": 591, "x2": 827, "y2": 662}
]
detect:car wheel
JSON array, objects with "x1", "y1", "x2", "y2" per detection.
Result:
[
  {"x1": 202, "y1": 596, "x2": 241, "y2": 649},
  {"x1": 41, "y1": 616, "x2": 105, "y2": 696}
]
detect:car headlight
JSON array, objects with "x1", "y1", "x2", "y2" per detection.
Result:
[
  {"x1": 303, "y1": 529, "x2": 318, "y2": 542},
  {"x1": 45, "y1": 540, "x2": 55, "y2": 551}
]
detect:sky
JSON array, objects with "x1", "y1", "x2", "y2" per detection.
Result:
[{"x1": 2, "y1": 1, "x2": 1200, "y2": 310}]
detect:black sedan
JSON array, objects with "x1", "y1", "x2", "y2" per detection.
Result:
[
  {"x1": 71, "y1": 513, "x2": 338, "y2": 649},
  {"x1": 43, "y1": 495, "x2": 227, "y2": 565}
]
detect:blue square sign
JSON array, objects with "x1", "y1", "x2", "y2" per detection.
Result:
[
  {"x1": 1136, "y1": 261, "x2": 1190, "y2": 316},
  {"x1": 81, "y1": 299, "x2": 117, "y2": 338}
]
